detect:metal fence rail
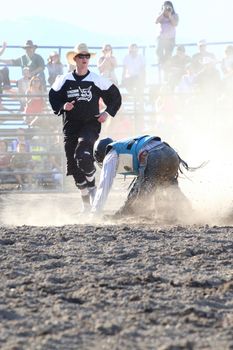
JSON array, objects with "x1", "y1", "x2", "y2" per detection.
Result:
[
  {"x1": 1, "y1": 40, "x2": 232, "y2": 85},
  {"x1": 0, "y1": 92, "x2": 65, "y2": 193},
  {"x1": 1, "y1": 40, "x2": 233, "y2": 192}
]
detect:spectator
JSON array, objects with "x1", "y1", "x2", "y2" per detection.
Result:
[
  {"x1": 221, "y1": 45, "x2": 233, "y2": 99},
  {"x1": 155, "y1": 1, "x2": 179, "y2": 66},
  {"x1": 11, "y1": 127, "x2": 31, "y2": 152},
  {"x1": 24, "y1": 76, "x2": 46, "y2": 128},
  {"x1": 10, "y1": 142, "x2": 34, "y2": 190},
  {"x1": 37, "y1": 133, "x2": 63, "y2": 188},
  {"x1": 97, "y1": 44, "x2": 118, "y2": 85},
  {"x1": 121, "y1": 43, "x2": 146, "y2": 112},
  {"x1": 0, "y1": 66, "x2": 10, "y2": 91},
  {"x1": 47, "y1": 51, "x2": 64, "y2": 86},
  {"x1": 221, "y1": 44, "x2": 233, "y2": 77},
  {"x1": 49, "y1": 42, "x2": 122, "y2": 212},
  {"x1": 191, "y1": 39, "x2": 216, "y2": 74},
  {"x1": 174, "y1": 62, "x2": 201, "y2": 115},
  {"x1": 47, "y1": 134, "x2": 62, "y2": 167},
  {"x1": 194, "y1": 56, "x2": 221, "y2": 94},
  {"x1": 0, "y1": 139, "x2": 12, "y2": 183},
  {"x1": 0, "y1": 42, "x2": 11, "y2": 109},
  {"x1": 17, "y1": 67, "x2": 31, "y2": 110},
  {"x1": 0, "y1": 41, "x2": 10, "y2": 90},
  {"x1": 175, "y1": 62, "x2": 197, "y2": 94},
  {"x1": 190, "y1": 39, "x2": 221, "y2": 99},
  {"x1": 0, "y1": 40, "x2": 46, "y2": 91},
  {"x1": 166, "y1": 45, "x2": 191, "y2": 89}
]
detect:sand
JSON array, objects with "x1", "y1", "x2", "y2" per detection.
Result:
[
  {"x1": 0, "y1": 102, "x2": 233, "y2": 349},
  {"x1": 0, "y1": 189, "x2": 233, "y2": 350}
]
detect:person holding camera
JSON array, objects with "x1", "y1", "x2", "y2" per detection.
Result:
[{"x1": 155, "y1": 1, "x2": 179, "y2": 67}]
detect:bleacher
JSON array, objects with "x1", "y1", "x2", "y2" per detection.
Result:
[
  {"x1": 1, "y1": 41, "x2": 232, "y2": 193},
  {"x1": 0, "y1": 87, "x2": 150, "y2": 184},
  {"x1": 0, "y1": 86, "x2": 65, "y2": 192},
  {"x1": 0, "y1": 86, "x2": 147, "y2": 193}
]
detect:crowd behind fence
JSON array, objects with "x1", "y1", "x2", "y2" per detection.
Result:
[
  {"x1": 1, "y1": 41, "x2": 233, "y2": 85},
  {"x1": 0, "y1": 102, "x2": 65, "y2": 193},
  {"x1": 0, "y1": 41, "x2": 233, "y2": 193}
]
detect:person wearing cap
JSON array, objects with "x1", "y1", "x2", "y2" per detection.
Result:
[
  {"x1": 91, "y1": 135, "x2": 194, "y2": 217},
  {"x1": 49, "y1": 43, "x2": 122, "y2": 212},
  {"x1": 0, "y1": 40, "x2": 46, "y2": 90},
  {"x1": 191, "y1": 39, "x2": 216, "y2": 74}
]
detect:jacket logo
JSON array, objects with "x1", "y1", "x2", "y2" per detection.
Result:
[{"x1": 67, "y1": 86, "x2": 92, "y2": 102}]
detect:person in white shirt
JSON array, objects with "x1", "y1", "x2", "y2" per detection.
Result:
[
  {"x1": 91, "y1": 135, "x2": 193, "y2": 217},
  {"x1": 121, "y1": 43, "x2": 146, "y2": 114}
]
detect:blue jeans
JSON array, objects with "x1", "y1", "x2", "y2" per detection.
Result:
[{"x1": 156, "y1": 37, "x2": 175, "y2": 64}]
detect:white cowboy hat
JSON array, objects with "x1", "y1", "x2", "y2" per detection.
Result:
[{"x1": 66, "y1": 43, "x2": 96, "y2": 65}]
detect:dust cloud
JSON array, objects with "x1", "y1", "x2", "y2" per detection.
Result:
[
  {"x1": 144, "y1": 92, "x2": 233, "y2": 226},
  {"x1": 0, "y1": 92, "x2": 232, "y2": 227}
]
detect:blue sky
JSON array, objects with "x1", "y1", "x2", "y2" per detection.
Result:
[
  {"x1": 1, "y1": 0, "x2": 232, "y2": 83},
  {"x1": 1, "y1": 0, "x2": 233, "y2": 46}
]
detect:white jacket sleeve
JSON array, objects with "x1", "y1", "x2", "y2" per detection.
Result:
[{"x1": 91, "y1": 149, "x2": 118, "y2": 213}]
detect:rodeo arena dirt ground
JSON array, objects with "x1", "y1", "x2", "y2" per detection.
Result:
[
  {"x1": 0, "y1": 161, "x2": 233, "y2": 350},
  {"x1": 0, "y1": 89, "x2": 233, "y2": 349}
]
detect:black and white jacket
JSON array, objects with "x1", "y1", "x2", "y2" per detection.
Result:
[{"x1": 49, "y1": 70, "x2": 122, "y2": 135}]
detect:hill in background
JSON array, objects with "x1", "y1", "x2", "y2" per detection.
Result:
[{"x1": 1, "y1": 17, "x2": 142, "y2": 47}]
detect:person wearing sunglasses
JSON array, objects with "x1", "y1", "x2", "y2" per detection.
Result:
[{"x1": 49, "y1": 43, "x2": 122, "y2": 213}]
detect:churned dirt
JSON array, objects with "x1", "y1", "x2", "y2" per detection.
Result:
[{"x1": 0, "y1": 188, "x2": 233, "y2": 350}]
